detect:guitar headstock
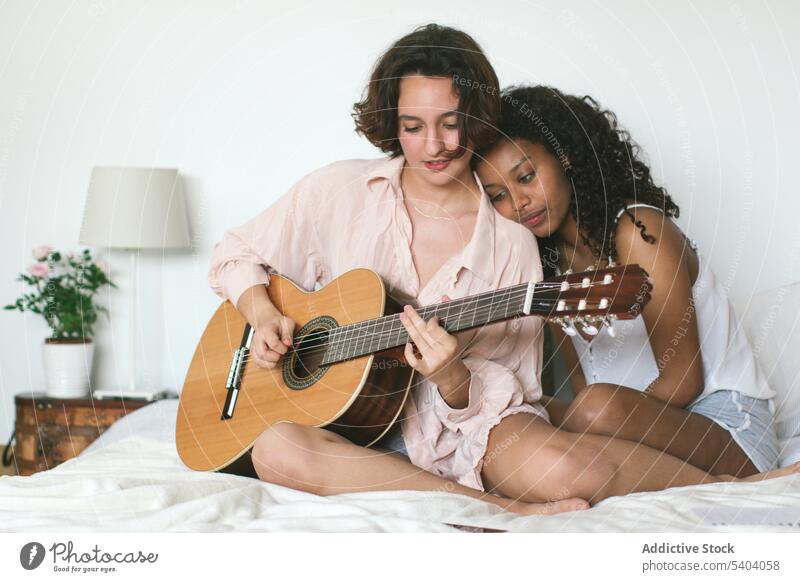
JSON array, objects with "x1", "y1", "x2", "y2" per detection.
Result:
[{"x1": 531, "y1": 264, "x2": 652, "y2": 337}]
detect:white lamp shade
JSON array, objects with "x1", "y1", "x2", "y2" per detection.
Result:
[{"x1": 79, "y1": 166, "x2": 191, "y2": 249}]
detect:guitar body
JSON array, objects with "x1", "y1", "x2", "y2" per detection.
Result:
[
  {"x1": 176, "y1": 269, "x2": 414, "y2": 473},
  {"x1": 177, "y1": 263, "x2": 650, "y2": 476}
]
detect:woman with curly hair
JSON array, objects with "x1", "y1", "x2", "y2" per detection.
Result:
[
  {"x1": 475, "y1": 85, "x2": 780, "y2": 477},
  {"x1": 211, "y1": 26, "x2": 798, "y2": 517}
]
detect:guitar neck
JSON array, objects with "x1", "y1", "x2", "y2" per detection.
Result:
[{"x1": 321, "y1": 282, "x2": 539, "y2": 365}]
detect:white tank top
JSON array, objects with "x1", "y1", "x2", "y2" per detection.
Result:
[{"x1": 563, "y1": 203, "x2": 774, "y2": 402}]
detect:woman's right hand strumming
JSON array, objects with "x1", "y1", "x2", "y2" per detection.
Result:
[{"x1": 237, "y1": 284, "x2": 297, "y2": 370}]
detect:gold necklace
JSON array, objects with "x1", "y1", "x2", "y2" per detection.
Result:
[
  {"x1": 410, "y1": 201, "x2": 459, "y2": 221},
  {"x1": 401, "y1": 168, "x2": 474, "y2": 221},
  {"x1": 557, "y1": 239, "x2": 615, "y2": 272}
]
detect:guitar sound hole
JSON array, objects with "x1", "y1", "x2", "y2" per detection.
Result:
[
  {"x1": 283, "y1": 315, "x2": 337, "y2": 390},
  {"x1": 291, "y1": 328, "x2": 329, "y2": 379}
]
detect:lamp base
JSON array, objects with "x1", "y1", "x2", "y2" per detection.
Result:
[{"x1": 92, "y1": 388, "x2": 176, "y2": 401}]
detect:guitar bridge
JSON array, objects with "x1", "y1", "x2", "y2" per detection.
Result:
[{"x1": 221, "y1": 324, "x2": 254, "y2": 420}]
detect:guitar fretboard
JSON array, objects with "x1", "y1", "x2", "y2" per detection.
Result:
[{"x1": 321, "y1": 282, "x2": 537, "y2": 365}]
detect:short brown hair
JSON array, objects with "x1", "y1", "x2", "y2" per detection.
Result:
[{"x1": 353, "y1": 24, "x2": 500, "y2": 159}]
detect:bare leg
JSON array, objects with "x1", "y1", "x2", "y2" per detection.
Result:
[
  {"x1": 541, "y1": 395, "x2": 570, "y2": 427},
  {"x1": 481, "y1": 413, "x2": 798, "y2": 505},
  {"x1": 561, "y1": 384, "x2": 758, "y2": 476},
  {"x1": 741, "y1": 463, "x2": 800, "y2": 481},
  {"x1": 251, "y1": 422, "x2": 589, "y2": 516}
]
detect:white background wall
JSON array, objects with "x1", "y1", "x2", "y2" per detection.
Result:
[{"x1": 1, "y1": 0, "x2": 798, "y2": 442}]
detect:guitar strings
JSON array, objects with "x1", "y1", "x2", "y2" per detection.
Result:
[
  {"x1": 250, "y1": 277, "x2": 616, "y2": 350},
  {"x1": 239, "y1": 276, "x2": 627, "y2": 362},
  {"x1": 237, "y1": 277, "x2": 633, "y2": 365},
  {"x1": 238, "y1": 297, "x2": 623, "y2": 367},
  {"x1": 244, "y1": 286, "x2": 628, "y2": 363},
  {"x1": 238, "y1": 287, "x2": 533, "y2": 364},
  {"x1": 247, "y1": 288, "x2": 527, "y2": 354}
]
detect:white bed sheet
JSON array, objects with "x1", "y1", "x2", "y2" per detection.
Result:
[{"x1": 1, "y1": 401, "x2": 799, "y2": 532}]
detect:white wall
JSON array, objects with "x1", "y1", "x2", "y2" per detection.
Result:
[{"x1": 1, "y1": 0, "x2": 798, "y2": 442}]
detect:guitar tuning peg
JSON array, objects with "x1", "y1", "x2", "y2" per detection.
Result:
[
  {"x1": 581, "y1": 320, "x2": 599, "y2": 336},
  {"x1": 560, "y1": 320, "x2": 577, "y2": 337},
  {"x1": 604, "y1": 314, "x2": 618, "y2": 338}
]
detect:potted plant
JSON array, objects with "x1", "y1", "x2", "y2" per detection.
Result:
[{"x1": 4, "y1": 245, "x2": 116, "y2": 398}]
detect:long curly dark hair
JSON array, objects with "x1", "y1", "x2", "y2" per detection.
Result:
[{"x1": 479, "y1": 85, "x2": 680, "y2": 275}]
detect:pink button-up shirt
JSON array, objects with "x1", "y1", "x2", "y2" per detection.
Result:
[{"x1": 208, "y1": 156, "x2": 548, "y2": 491}]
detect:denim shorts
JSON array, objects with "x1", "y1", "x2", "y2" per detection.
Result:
[
  {"x1": 375, "y1": 422, "x2": 408, "y2": 457},
  {"x1": 688, "y1": 390, "x2": 780, "y2": 472},
  {"x1": 376, "y1": 391, "x2": 781, "y2": 473}
]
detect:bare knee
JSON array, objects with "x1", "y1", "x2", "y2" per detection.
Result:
[
  {"x1": 563, "y1": 384, "x2": 631, "y2": 435},
  {"x1": 481, "y1": 414, "x2": 620, "y2": 503},
  {"x1": 251, "y1": 422, "x2": 331, "y2": 492},
  {"x1": 523, "y1": 441, "x2": 619, "y2": 502}
]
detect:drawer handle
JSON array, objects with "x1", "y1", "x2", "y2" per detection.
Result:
[{"x1": 2, "y1": 430, "x2": 14, "y2": 467}]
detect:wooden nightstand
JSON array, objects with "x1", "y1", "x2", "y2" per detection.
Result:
[{"x1": 3, "y1": 393, "x2": 153, "y2": 476}]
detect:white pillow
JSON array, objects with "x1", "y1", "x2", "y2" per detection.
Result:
[
  {"x1": 80, "y1": 399, "x2": 179, "y2": 456},
  {"x1": 736, "y1": 282, "x2": 800, "y2": 466}
]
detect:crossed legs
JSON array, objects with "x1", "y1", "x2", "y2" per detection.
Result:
[
  {"x1": 251, "y1": 421, "x2": 587, "y2": 516},
  {"x1": 250, "y1": 413, "x2": 798, "y2": 511},
  {"x1": 545, "y1": 384, "x2": 759, "y2": 477}
]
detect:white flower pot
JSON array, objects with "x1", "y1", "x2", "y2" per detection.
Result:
[{"x1": 42, "y1": 339, "x2": 94, "y2": 399}]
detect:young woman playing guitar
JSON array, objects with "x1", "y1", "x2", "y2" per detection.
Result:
[{"x1": 207, "y1": 26, "x2": 797, "y2": 515}]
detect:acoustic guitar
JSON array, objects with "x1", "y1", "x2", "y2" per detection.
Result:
[{"x1": 176, "y1": 265, "x2": 651, "y2": 474}]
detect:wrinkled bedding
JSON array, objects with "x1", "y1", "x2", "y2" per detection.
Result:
[{"x1": 1, "y1": 401, "x2": 798, "y2": 532}]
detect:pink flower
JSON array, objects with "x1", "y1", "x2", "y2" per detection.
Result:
[
  {"x1": 27, "y1": 263, "x2": 49, "y2": 277},
  {"x1": 32, "y1": 245, "x2": 54, "y2": 261}
]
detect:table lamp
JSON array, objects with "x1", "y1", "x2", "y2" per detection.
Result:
[{"x1": 79, "y1": 166, "x2": 191, "y2": 400}]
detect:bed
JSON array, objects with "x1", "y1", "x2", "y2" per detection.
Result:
[{"x1": 1, "y1": 283, "x2": 799, "y2": 533}]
